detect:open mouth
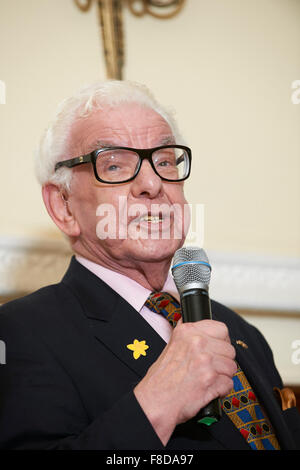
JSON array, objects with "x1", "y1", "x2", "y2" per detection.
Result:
[
  {"x1": 138, "y1": 213, "x2": 164, "y2": 224},
  {"x1": 129, "y1": 211, "x2": 173, "y2": 235},
  {"x1": 124, "y1": 206, "x2": 184, "y2": 240}
]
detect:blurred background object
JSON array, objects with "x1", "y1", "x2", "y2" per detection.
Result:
[{"x1": 74, "y1": 0, "x2": 187, "y2": 79}]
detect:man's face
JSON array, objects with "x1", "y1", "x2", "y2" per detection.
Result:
[{"x1": 66, "y1": 102, "x2": 189, "y2": 266}]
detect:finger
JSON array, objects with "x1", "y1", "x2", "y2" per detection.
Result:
[
  {"x1": 197, "y1": 320, "x2": 231, "y2": 341},
  {"x1": 178, "y1": 319, "x2": 231, "y2": 342},
  {"x1": 213, "y1": 355, "x2": 237, "y2": 378},
  {"x1": 205, "y1": 337, "x2": 236, "y2": 360},
  {"x1": 214, "y1": 374, "x2": 234, "y2": 399}
]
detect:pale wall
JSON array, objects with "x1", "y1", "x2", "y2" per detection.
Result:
[{"x1": 1, "y1": 0, "x2": 299, "y2": 256}]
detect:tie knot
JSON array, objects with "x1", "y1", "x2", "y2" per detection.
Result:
[{"x1": 145, "y1": 292, "x2": 181, "y2": 328}]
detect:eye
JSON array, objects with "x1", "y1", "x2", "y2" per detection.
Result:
[
  {"x1": 155, "y1": 153, "x2": 176, "y2": 167},
  {"x1": 107, "y1": 164, "x2": 120, "y2": 171}
]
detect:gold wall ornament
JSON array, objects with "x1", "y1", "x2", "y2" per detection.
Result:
[
  {"x1": 99, "y1": 0, "x2": 124, "y2": 80},
  {"x1": 127, "y1": 0, "x2": 186, "y2": 19},
  {"x1": 74, "y1": 0, "x2": 93, "y2": 12},
  {"x1": 74, "y1": 0, "x2": 186, "y2": 79},
  {"x1": 75, "y1": 0, "x2": 124, "y2": 80}
]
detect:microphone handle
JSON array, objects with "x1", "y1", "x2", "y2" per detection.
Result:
[{"x1": 180, "y1": 289, "x2": 222, "y2": 426}]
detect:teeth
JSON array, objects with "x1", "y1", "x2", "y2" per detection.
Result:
[{"x1": 140, "y1": 215, "x2": 162, "y2": 223}]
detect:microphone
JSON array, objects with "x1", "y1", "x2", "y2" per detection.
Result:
[{"x1": 172, "y1": 246, "x2": 222, "y2": 426}]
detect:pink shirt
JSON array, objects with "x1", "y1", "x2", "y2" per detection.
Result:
[{"x1": 75, "y1": 255, "x2": 179, "y2": 343}]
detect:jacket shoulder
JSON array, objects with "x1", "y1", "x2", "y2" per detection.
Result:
[
  {"x1": 0, "y1": 283, "x2": 72, "y2": 332},
  {"x1": 210, "y1": 298, "x2": 275, "y2": 358},
  {"x1": 211, "y1": 298, "x2": 250, "y2": 328}
]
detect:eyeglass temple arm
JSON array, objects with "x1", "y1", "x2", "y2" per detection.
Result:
[
  {"x1": 55, "y1": 154, "x2": 92, "y2": 171},
  {"x1": 176, "y1": 153, "x2": 185, "y2": 165}
]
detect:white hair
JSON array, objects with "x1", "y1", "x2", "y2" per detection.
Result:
[{"x1": 35, "y1": 80, "x2": 184, "y2": 191}]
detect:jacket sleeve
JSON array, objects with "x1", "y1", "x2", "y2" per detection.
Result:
[{"x1": 0, "y1": 308, "x2": 163, "y2": 450}]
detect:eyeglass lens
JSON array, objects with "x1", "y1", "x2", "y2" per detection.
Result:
[{"x1": 95, "y1": 147, "x2": 189, "y2": 182}]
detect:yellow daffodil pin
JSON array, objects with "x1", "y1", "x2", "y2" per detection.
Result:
[{"x1": 127, "y1": 339, "x2": 149, "y2": 360}]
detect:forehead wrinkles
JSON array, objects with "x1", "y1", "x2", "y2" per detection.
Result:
[
  {"x1": 72, "y1": 122, "x2": 173, "y2": 156},
  {"x1": 68, "y1": 104, "x2": 173, "y2": 156},
  {"x1": 100, "y1": 121, "x2": 172, "y2": 142}
]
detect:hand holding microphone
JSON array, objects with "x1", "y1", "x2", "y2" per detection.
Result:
[
  {"x1": 134, "y1": 247, "x2": 236, "y2": 445},
  {"x1": 172, "y1": 246, "x2": 224, "y2": 425}
]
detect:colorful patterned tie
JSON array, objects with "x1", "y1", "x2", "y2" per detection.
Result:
[{"x1": 145, "y1": 291, "x2": 280, "y2": 450}]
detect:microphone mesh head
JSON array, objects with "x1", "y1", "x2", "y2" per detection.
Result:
[{"x1": 172, "y1": 246, "x2": 211, "y2": 290}]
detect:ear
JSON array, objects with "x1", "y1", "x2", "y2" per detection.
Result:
[{"x1": 42, "y1": 184, "x2": 80, "y2": 237}]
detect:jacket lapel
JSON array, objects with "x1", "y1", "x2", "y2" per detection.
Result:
[
  {"x1": 204, "y1": 339, "x2": 252, "y2": 449},
  {"x1": 207, "y1": 304, "x2": 295, "y2": 450},
  {"x1": 205, "y1": 337, "x2": 287, "y2": 451},
  {"x1": 89, "y1": 294, "x2": 167, "y2": 378},
  {"x1": 62, "y1": 256, "x2": 167, "y2": 379},
  {"x1": 234, "y1": 339, "x2": 297, "y2": 450}
]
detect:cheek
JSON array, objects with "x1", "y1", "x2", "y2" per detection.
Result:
[
  {"x1": 72, "y1": 193, "x2": 97, "y2": 234},
  {"x1": 165, "y1": 184, "x2": 188, "y2": 207},
  {"x1": 70, "y1": 173, "x2": 106, "y2": 232},
  {"x1": 92, "y1": 187, "x2": 131, "y2": 240},
  {"x1": 166, "y1": 186, "x2": 189, "y2": 235}
]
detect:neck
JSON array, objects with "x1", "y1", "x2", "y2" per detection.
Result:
[{"x1": 72, "y1": 240, "x2": 172, "y2": 291}]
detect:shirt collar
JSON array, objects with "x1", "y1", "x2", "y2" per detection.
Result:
[{"x1": 75, "y1": 255, "x2": 179, "y2": 312}]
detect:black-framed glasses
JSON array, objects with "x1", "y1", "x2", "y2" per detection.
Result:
[{"x1": 54, "y1": 145, "x2": 191, "y2": 184}]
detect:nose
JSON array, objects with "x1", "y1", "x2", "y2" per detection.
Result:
[{"x1": 130, "y1": 159, "x2": 163, "y2": 199}]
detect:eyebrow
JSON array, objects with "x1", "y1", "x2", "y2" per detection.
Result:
[
  {"x1": 86, "y1": 140, "x2": 115, "y2": 152},
  {"x1": 159, "y1": 136, "x2": 176, "y2": 145},
  {"x1": 87, "y1": 136, "x2": 176, "y2": 153}
]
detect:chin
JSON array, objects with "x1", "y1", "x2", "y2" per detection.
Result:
[{"x1": 127, "y1": 238, "x2": 184, "y2": 262}]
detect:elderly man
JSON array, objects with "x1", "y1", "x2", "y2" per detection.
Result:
[{"x1": 0, "y1": 81, "x2": 299, "y2": 450}]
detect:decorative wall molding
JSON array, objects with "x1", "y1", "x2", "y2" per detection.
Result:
[
  {"x1": 0, "y1": 236, "x2": 300, "y2": 314},
  {"x1": 207, "y1": 250, "x2": 300, "y2": 314},
  {"x1": 0, "y1": 236, "x2": 72, "y2": 299}
]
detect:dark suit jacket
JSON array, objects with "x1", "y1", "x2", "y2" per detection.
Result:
[{"x1": 0, "y1": 257, "x2": 299, "y2": 450}]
